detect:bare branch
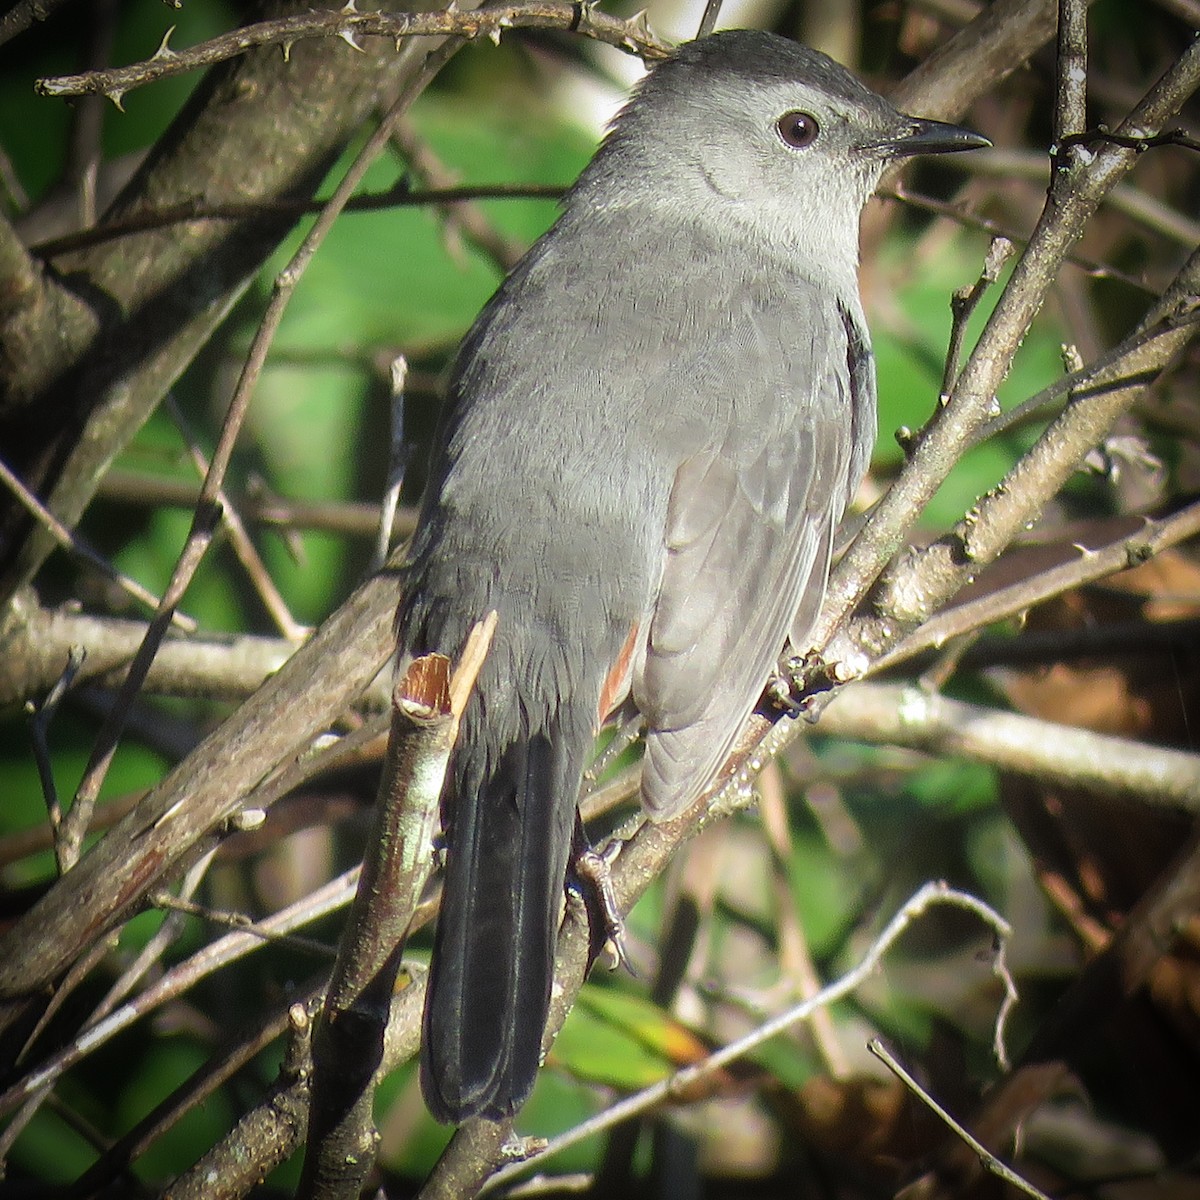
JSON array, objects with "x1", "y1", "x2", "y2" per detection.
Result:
[
  {"x1": 24, "y1": 645, "x2": 86, "y2": 872},
  {"x1": 0, "y1": 547, "x2": 400, "y2": 1040},
  {"x1": 0, "y1": 456, "x2": 196, "y2": 630},
  {"x1": 817, "y1": 681, "x2": 1200, "y2": 812},
  {"x1": 0, "y1": 869, "x2": 359, "y2": 1120},
  {"x1": 869, "y1": 1039, "x2": 1052, "y2": 1200},
  {"x1": 0, "y1": 599, "x2": 297, "y2": 707},
  {"x1": 861, "y1": 245, "x2": 1200, "y2": 654},
  {"x1": 301, "y1": 618, "x2": 495, "y2": 1198},
  {"x1": 29, "y1": 180, "x2": 564, "y2": 260},
  {"x1": 876, "y1": 499, "x2": 1200, "y2": 670},
  {"x1": 819, "y1": 38, "x2": 1200, "y2": 660},
  {"x1": 36, "y1": 5, "x2": 671, "y2": 102},
  {"x1": 0, "y1": 0, "x2": 74, "y2": 46},
  {"x1": 485, "y1": 883, "x2": 1013, "y2": 1192}
]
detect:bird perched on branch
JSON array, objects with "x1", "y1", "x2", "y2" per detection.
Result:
[{"x1": 396, "y1": 28, "x2": 988, "y2": 1123}]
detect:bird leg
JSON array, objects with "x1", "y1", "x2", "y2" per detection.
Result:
[{"x1": 569, "y1": 813, "x2": 632, "y2": 974}]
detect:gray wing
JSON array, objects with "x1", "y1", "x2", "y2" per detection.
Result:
[{"x1": 633, "y1": 288, "x2": 869, "y2": 818}]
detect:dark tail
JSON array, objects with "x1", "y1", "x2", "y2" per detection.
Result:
[{"x1": 421, "y1": 709, "x2": 582, "y2": 1123}]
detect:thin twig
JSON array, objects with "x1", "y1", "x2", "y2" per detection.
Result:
[
  {"x1": 30, "y1": 181, "x2": 564, "y2": 260},
  {"x1": 24, "y1": 646, "x2": 86, "y2": 872},
  {"x1": 937, "y1": 236, "x2": 1016, "y2": 409},
  {"x1": 0, "y1": 850, "x2": 222, "y2": 1184},
  {"x1": 881, "y1": 182, "x2": 1156, "y2": 292},
  {"x1": 391, "y1": 119, "x2": 527, "y2": 272},
  {"x1": 0, "y1": 455, "x2": 196, "y2": 632},
  {"x1": 69, "y1": 986, "x2": 309, "y2": 1198},
  {"x1": 0, "y1": 601, "x2": 300, "y2": 708},
  {"x1": 758, "y1": 763, "x2": 850, "y2": 1077},
  {"x1": 165, "y1": 971, "x2": 428, "y2": 1200},
  {"x1": 94, "y1": 851, "x2": 218, "y2": 1026},
  {"x1": 373, "y1": 355, "x2": 408, "y2": 571},
  {"x1": 696, "y1": 0, "x2": 724, "y2": 38},
  {"x1": 976, "y1": 307, "x2": 1200, "y2": 445},
  {"x1": 150, "y1": 889, "x2": 337, "y2": 960},
  {"x1": 0, "y1": 869, "x2": 360, "y2": 1119},
  {"x1": 0, "y1": 0, "x2": 74, "y2": 46},
  {"x1": 97, "y1": 466, "x2": 415, "y2": 540},
  {"x1": 869, "y1": 1039, "x2": 1052, "y2": 1200},
  {"x1": 166, "y1": 395, "x2": 308, "y2": 642},
  {"x1": 69, "y1": 499, "x2": 222, "y2": 828},
  {"x1": 485, "y1": 882, "x2": 1013, "y2": 1192},
  {"x1": 873, "y1": 246, "x2": 1200, "y2": 646}
]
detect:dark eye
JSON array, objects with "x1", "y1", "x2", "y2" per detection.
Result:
[{"x1": 776, "y1": 110, "x2": 820, "y2": 149}]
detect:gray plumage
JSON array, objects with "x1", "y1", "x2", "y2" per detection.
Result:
[{"x1": 396, "y1": 28, "x2": 987, "y2": 1123}]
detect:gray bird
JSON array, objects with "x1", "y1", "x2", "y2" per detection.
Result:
[{"x1": 397, "y1": 28, "x2": 988, "y2": 1123}]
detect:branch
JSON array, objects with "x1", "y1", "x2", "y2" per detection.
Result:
[
  {"x1": 0, "y1": 869, "x2": 360, "y2": 1120},
  {"x1": 904, "y1": 822, "x2": 1200, "y2": 1200},
  {"x1": 0, "y1": 598, "x2": 297, "y2": 707},
  {"x1": 0, "y1": 546, "x2": 401, "y2": 1046},
  {"x1": 875, "y1": 499, "x2": 1200, "y2": 670},
  {"x1": 36, "y1": 5, "x2": 671, "y2": 102},
  {"x1": 0, "y1": 0, "x2": 468, "y2": 605},
  {"x1": 818, "y1": 38, "x2": 1200, "y2": 660},
  {"x1": 816, "y1": 681, "x2": 1200, "y2": 812},
  {"x1": 97, "y1": 466, "x2": 417, "y2": 541},
  {"x1": 300, "y1": 618, "x2": 496, "y2": 1199},
  {"x1": 484, "y1": 883, "x2": 1014, "y2": 1192},
  {"x1": 0, "y1": 457, "x2": 196, "y2": 630},
  {"x1": 29, "y1": 180, "x2": 564, "y2": 260},
  {"x1": 859, "y1": 244, "x2": 1199, "y2": 654},
  {"x1": 888, "y1": 0, "x2": 1082, "y2": 118},
  {"x1": 0, "y1": 0, "x2": 73, "y2": 46},
  {"x1": 0, "y1": 211, "x2": 94, "y2": 420},
  {"x1": 975, "y1": 305, "x2": 1200, "y2": 445},
  {"x1": 166, "y1": 977, "x2": 427, "y2": 1200},
  {"x1": 869, "y1": 1040, "x2": 1051, "y2": 1200}
]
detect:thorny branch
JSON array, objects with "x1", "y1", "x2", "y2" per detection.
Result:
[{"x1": 36, "y1": 4, "x2": 671, "y2": 103}]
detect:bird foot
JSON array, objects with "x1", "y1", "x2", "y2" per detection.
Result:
[
  {"x1": 765, "y1": 652, "x2": 850, "y2": 722},
  {"x1": 572, "y1": 838, "x2": 633, "y2": 974}
]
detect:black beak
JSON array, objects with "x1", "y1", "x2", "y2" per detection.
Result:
[{"x1": 884, "y1": 117, "x2": 991, "y2": 158}]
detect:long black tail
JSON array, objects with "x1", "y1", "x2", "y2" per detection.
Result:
[{"x1": 421, "y1": 710, "x2": 582, "y2": 1123}]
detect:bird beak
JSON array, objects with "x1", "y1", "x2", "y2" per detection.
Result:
[{"x1": 883, "y1": 118, "x2": 991, "y2": 158}]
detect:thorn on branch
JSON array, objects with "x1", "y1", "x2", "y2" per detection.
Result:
[{"x1": 151, "y1": 26, "x2": 177, "y2": 61}]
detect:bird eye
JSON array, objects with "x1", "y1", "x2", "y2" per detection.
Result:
[{"x1": 776, "y1": 110, "x2": 820, "y2": 149}]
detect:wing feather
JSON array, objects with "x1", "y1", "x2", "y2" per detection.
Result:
[{"x1": 634, "y1": 287, "x2": 867, "y2": 817}]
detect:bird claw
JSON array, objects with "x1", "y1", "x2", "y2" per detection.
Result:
[
  {"x1": 765, "y1": 652, "x2": 848, "y2": 722},
  {"x1": 573, "y1": 839, "x2": 633, "y2": 974}
]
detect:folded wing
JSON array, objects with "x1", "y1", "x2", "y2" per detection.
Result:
[{"x1": 634, "y1": 284, "x2": 869, "y2": 817}]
